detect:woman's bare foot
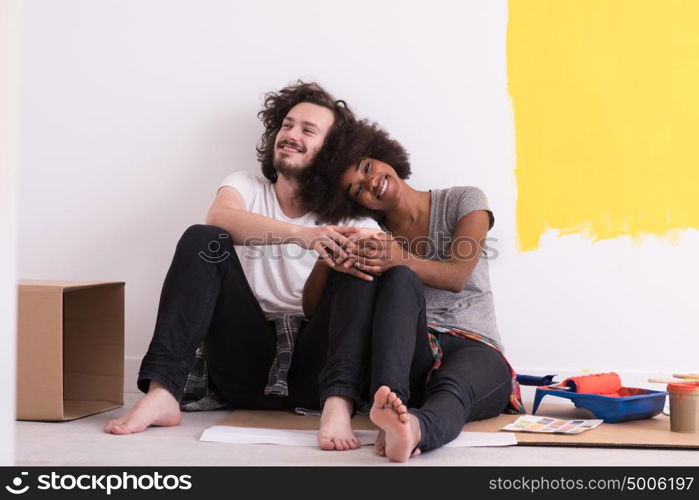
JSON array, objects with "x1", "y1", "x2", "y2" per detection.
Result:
[
  {"x1": 374, "y1": 430, "x2": 386, "y2": 456},
  {"x1": 369, "y1": 386, "x2": 421, "y2": 462},
  {"x1": 103, "y1": 381, "x2": 181, "y2": 435},
  {"x1": 375, "y1": 428, "x2": 418, "y2": 457},
  {"x1": 318, "y1": 396, "x2": 360, "y2": 451}
]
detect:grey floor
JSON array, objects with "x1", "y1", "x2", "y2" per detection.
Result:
[{"x1": 15, "y1": 391, "x2": 699, "y2": 467}]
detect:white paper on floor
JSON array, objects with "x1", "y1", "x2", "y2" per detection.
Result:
[{"x1": 200, "y1": 426, "x2": 517, "y2": 447}]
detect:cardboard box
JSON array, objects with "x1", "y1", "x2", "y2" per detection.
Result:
[{"x1": 17, "y1": 280, "x2": 124, "y2": 421}]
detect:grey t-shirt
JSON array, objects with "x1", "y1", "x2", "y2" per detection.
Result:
[{"x1": 422, "y1": 186, "x2": 502, "y2": 348}]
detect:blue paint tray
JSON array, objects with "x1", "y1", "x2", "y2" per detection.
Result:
[{"x1": 532, "y1": 386, "x2": 667, "y2": 423}]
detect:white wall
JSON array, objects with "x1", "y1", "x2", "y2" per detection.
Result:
[
  {"x1": 18, "y1": 0, "x2": 697, "y2": 392},
  {"x1": 1, "y1": 0, "x2": 19, "y2": 466}
]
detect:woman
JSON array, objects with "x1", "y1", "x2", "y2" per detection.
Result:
[{"x1": 301, "y1": 119, "x2": 523, "y2": 462}]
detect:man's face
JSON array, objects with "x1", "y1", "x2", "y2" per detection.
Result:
[{"x1": 273, "y1": 102, "x2": 335, "y2": 179}]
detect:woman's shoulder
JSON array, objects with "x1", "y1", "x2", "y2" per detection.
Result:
[
  {"x1": 431, "y1": 186, "x2": 493, "y2": 228},
  {"x1": 434, "y1": 185, "x2": 487, "y2": 197},
  {"x1": 432, "y1": 186, "x2": 489, "y2": 208}
]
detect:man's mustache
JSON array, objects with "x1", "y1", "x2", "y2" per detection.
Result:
[{"x1": 278, "y1": 140, "x2": 306, "y2": 153}]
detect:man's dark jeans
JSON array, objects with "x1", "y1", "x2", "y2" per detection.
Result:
[
  {"x1": 138, "y1": 224, "x2": 510, "y2": 449},
  {"x1": 138, "y1": 224, "x2": 388, "y2": 411}
]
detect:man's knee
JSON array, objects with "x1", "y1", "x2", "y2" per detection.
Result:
[
  {"x1": 182, "y1": 224, "x2": 228, "y2": 241},
  {"x1": 178, "y1": 224, "x2": 234, "y2": 259},
  {"x1": 180, "y1": 224, "x2": 230, "y2": 247}
]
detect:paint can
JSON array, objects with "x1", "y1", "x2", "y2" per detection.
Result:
[{"x1": 667, "y1": 382, "x2": 699, "y2": 433}]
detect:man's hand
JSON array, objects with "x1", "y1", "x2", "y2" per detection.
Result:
[
  {"x1": 290, "y1": 226, "x2": 348, "y2": 268},
  {"x1": 293, "y1": 225, "x2": 382, "y2": 269},
  {"x1": 333, "y1": 227, "x2": 386, "y2": 266}
]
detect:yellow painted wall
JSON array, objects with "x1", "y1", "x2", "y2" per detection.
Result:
[{"x1": 508, "y1": 0, "x2": 699, "y2": 251}]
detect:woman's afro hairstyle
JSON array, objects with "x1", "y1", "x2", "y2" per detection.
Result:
[{"x1": 299, "y1": 119, "x2": 411, "y2": 224}]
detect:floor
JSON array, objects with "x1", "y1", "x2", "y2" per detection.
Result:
[{"x1": 15, "y1": 390, "x2": 699, "y2": 467}]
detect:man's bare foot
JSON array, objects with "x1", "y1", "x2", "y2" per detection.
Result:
[
  {"x1": 369, "y1": 386, "x2": 421, "y2": 462},
  {"x1": 103, "y1": 381, "x2": 181, "y2": 435},
  {"x1": 318, "y1": 396, "x2": 360, "y2": 451}
]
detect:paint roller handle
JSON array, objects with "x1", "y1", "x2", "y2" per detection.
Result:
[
  {"x1": 648, "y1": 377, "x2": 685, "y2": 384},
  {"x1": 516, "y1": 374, "x2": 557, "y2": 386},
  {"x1": 648, "y1": 375, "x2": 699, "y2": 384}
]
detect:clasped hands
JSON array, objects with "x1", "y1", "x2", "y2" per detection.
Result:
[{"x1": 314, "y1": 226, "x2": 410, "y2": 281}]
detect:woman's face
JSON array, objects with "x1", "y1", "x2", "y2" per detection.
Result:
[{"x1": 340, "y1": 157, "x2": 401, "y2": 210}]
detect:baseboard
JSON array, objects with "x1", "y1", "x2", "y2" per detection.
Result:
[{"x1": 124, "y1": 356, "x2": 142, "y2": 394}]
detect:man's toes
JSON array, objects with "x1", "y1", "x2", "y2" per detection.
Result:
[
  {"x1": 110, "y1": 424, "x2": 132, "y2": 436},
  {"x1": 411, "y1": 447, "x2": 422, "y2": 458},
  {"x1": 104, "y1": 419, "x2": 123, "y2": 432},
  {"x1": 398, "y1": 412, "x2": 409, "y2": 423}
]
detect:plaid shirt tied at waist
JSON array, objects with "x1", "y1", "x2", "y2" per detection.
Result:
[{"x1": 180, "y1": 319, "x2": 525, "y2": 416}]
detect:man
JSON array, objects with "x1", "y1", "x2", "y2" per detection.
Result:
[{"x1": 104, "y1": 81, "x2": 379, "y2": 451}]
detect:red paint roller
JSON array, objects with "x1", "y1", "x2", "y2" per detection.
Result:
[{"x1": 561, "y1": 372, "x2": 622, "y2": 397}]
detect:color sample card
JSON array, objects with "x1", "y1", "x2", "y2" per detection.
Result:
[{"x1": 502, "y1": 415, "x2": 603, "y2": 434}]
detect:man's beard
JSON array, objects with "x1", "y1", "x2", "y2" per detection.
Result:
[
  {"x1": 273, "y1": 156, "x2": 306, "y2": 181},
  {"x1": 272, "y1": 143, "x2": 319, "y2": 181}
]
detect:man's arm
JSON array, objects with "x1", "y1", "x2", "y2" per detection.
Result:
[{"x1": 205, "y1": 186, "x2": 350, "y2": 265}]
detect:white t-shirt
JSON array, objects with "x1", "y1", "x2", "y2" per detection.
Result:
[{"x1": 218, "y1": 170, "x2": 380, "y2": 319}]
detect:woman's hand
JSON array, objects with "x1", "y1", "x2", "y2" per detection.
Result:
[
  {"x1": 293, "y1": 225, "x2": 355, "y2": 268},
  {"x1": 294, "y1": 225, "x2": 384, "y2": 270},
  {"x1": 352, "y1": 233, "x2": 410, "y2": 274}
]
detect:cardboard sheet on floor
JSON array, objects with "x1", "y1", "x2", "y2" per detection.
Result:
[
  {"x1": 200, "y1": 410, "x2": 516, "y2": 447},
  {"x1": 464, "y1": 403, "x2": 699, "y2": 449},
  {"x1": 200, "y1": 403, "x2": 699, "y2": 449}
]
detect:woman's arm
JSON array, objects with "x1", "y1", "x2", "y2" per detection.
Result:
[
  {"x1": 408, "y1": 210, "x2": 490, "y2": 292},
  {"x1": 355, "y1": 210, "x2": 490, "y2": 293},
  {"x1": 302, "y1": 258, "x2": 332, "y2": 319}
]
